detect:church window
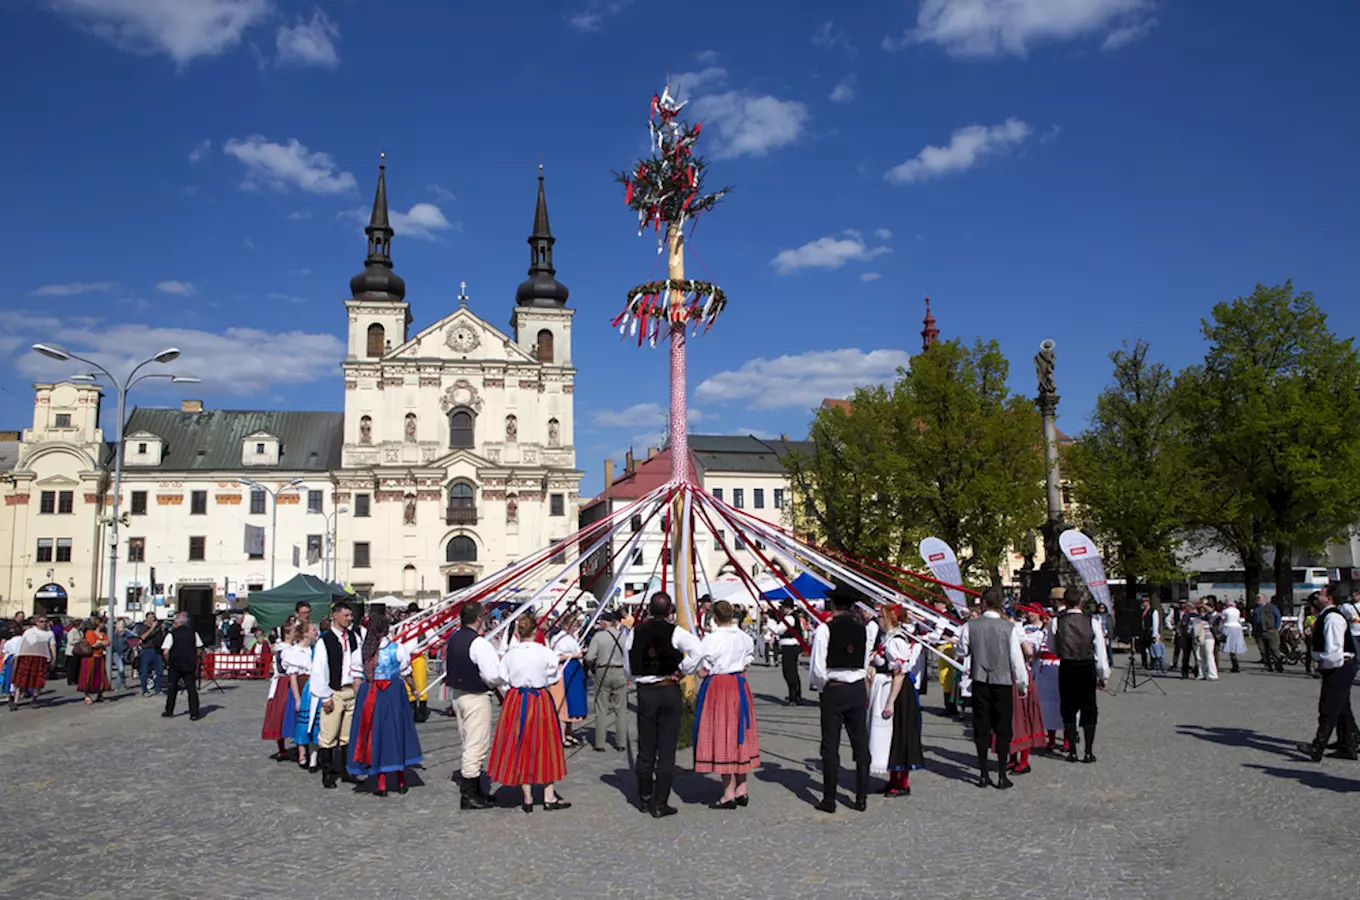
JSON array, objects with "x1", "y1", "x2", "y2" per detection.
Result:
[
  {"x1": 446, "y1": 535, "x2": 477, "y2": 563},
  {"x1": 449, "y1": 409, "x2": 474, "y2": 448},
  {"x1": 447, "y1": 481, "x2": 476, "y2": 525},
  {"x1": 536, "y1": 329, "x2": 554, "y2": 364},
  {"x1": 366, "y1": 323, "x2": 385, "y2": 358}
]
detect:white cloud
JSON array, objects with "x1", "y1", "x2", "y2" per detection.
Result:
[
  {"x1": 285, "y1": 210, "x2": 311, "y2": 221},
  {"x1": 31, "y1": 281, "x2": 116, "y2": 297},
  {"x1": 860, "y1": 272, "x2": 882, "y2": 282},
  {"x1": 566, "y1": 0, "x2": 633, "y2": 32},
  {"x1": 3, "y1": 309, "x2": 343, "y2": 396},
  {"x1": 695, "y1": 49, "x2": 720, "y2": 65},
  {"x1": 275, "y1": 11, "x2": 339, "y2": 67},
  {"x1": 156, "y1": 280, "x2": 197, "y2": 296},
  {"x1": 829, "y1": 78, "x2": 856, "y2": 104},
  {"x1": 812, "y1": 21, "x2": 856, "y2": 55},
  {"x1": 885, "y1": 118, "x2": 1032, "y2": 185},
  {"x1": 669, "y1": 67, "x2": 809, "y2": 159},
  {"x1": 266, "y1": 292, "x2": 307, "y2": 305},
  {"x1": 590, "y1": 403, "x2": 701, "y2": 429},
  {"x1": 890, "y1": 0, "x2": 1157, "y2": 58},
  {"x1": 223, "y1": 135, "x2": 357, "y2": 195},
  {"x1": 670, "y1": 66, "x2": 729, "y2": 101},
  {"x1": 874, "y1": 228, "x2": 893, "y2": 240},
  {"x1": 48, "y1": 0, "x2": 271, "y2": 65},
  {"x1": 697, "y1": 348, "x2": 912, "y2": 411},
  {"x1": 426, "y1": 183, "x2": 457, "y2": 202},
  {"x1": 1103, "y1": 16, "x2": 1157, "y2": 49},
  {"x1": 288, "y1": 267, "x2": 311, "y2": 276},
  {"x1": 188, "y1": 139, "x2": 211, "y2": 163},
  {"x1": 343, "y1": 203, "x2": 454, "y2": 241},
  {"x1": 770, "y1": 231, "x2": 891, "y2": 275}
]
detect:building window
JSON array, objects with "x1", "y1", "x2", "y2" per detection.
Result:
[
  {"x1": 714, "y1": 529, "x2": 725, "y2": 551},
  {"x1": 632, "y1": 548, "x2": 644, "y2": 568},
  {"x1": 55, "y1": 539, "x2": 73, "y2": 563},
  {"x1": 733, "y1": 488, "x2": 744, "y2": 509},
  {"x1": 247, "y1": 583, "x2": 264, "y2": 593},
  {"x1": 735, "y1": 534, "x2": 747, "y2": 551},
  {"x1": 354, "y1": 542, "x2": 371, "y2": 568},
  {"x1": 128, "y1": 537, "x2": 145, "y2": 563},
  {"x1": 250, "y1": 489, "x2": 266, "y2": 515},
  {"x1": 307, "y1": 489, "x2": 323, "y2": 514},
  {"x1": 137, "y1": 442, "x2": 148, "y2": 454},
  {"x1": 446, "y1": 536, "x2": 477, "y2": 563},
  {"x1": 131, "y1": 490, "x2": 148, "y2": 516},
  {"x1": 630, "y1": 514, "x2": 642, "y2": 533},
  {"x1": 773, "y1": 488, "x2": 784, "y2": 510},
  {"x1": 447, "y1": 481, "x2": 476, "y2": 525},
  {"x1": 366, "y1": 323, "x2": 385, "y2": 358},
  {"x1": 354, "y1": 493, "x2": 371, "y2": 517},
  {"x1": 36, "y1": 538, "x2": 53, "y2": 562},
  {"x1": 54, "y1": 413, "x2": 71, "y2": 428},
  {"x1": 536, "y1": 329, "x2": 554, "y2": 364},
  {"x1": 711, "y1": 488, "x2": 722, "y2": 502},
  {"x1": 255, "y1": 442, "x2": 265, "y2": 454},
  {"x1": 306, "y1": 534, "x2": 322, "y2": 564},
  {"x1": 449, "y1": 409, "x2": 474, "y2": 449},
  {"x1": 39, "y1": 491, "x2": 55, "y2": 514},
  {"x1": 188, "y1": 536, "x2": 206, "y2": 561},
  {"x1": 58, "y1": 491, "x2": 74, "y2": 514},
  {"x1": 1061, "y1": 485, "x2": 1072, "y2": 506},
  {"x1": 753, "y1": 488, "x2": 764, "y2": 509},
  {"x1": 550, "y1": 493, "x2": 565, "y2": 517},
  {"x1": 551, "y1": 544, "x2": 567, "y2": 565},
  {"x1": 189, "y1": 490, "x2": 207, "y2": 515}
]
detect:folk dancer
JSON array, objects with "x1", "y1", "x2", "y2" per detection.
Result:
[
  {"x1": 1052, "y1": 588, "x2": 1110, "y2": 764},
  {"x1": 262, "y1": 622, "x2": 300, "y2": 762},
  {"x1": 9, "y1": 615, "x2": 56, "y2": 708},
  {"x1": 549, "y1": 612, "x2": 588, "y2": 748},
  {"x1": 278, "y1": 624, "x2": 314, "y2": 769},
  {"x1": 1138, "y1": 598, "x2": 1161, "y2": 671},
  {"x1": 1029, "y1": 595, "x2": 1064, "y2": 751},
  {"x1": 810, "y1": 588, "x2": 872, "y2": 813},
  {"x1": 1220, "y1": 599, "x2": 1247, "y2": 673},
  {"x1": 311, "y1": 600, "x2": 363, "y2": 790},
  {"x1": 956, "y1": 588, "x2": 1029, "y2": 789},
  {"x1": 445, "y1": 600, "x2": 507, "y2": 810},
  {"x1": 347, "y1": 613, "x2": 423, "y2": 796},
  {"x1": 294, "y1": 622, "x2": 323, "y2": 772},
  {"x1": 691, "y1": 600, "x2": 760, "y2": 809},
  {"x1": 1008, "y1": 605, "x2": 1048, "y2": 775},
  {"x1": 1296, "y1": 587, "x2": 1358, "y2": 762},
  {"x1": 583, "y1": 611, "x2": 629, "y2": 753},
  {"x1": 488, "y1": 615, "x2": 572, "y2": 813},
  {"x1": 1, "y1": 631, "x2": 20, "y2": 700},
  {"x1": 771, "y1": 600, "x2": 805, "y2": 705},
  {"x1": 161, "y1": 612, "x2": 204, "y2": 720},
  {"x1": 624, "y1": 591, "x2": 701, "y2": 818},
  {"x1": 867, "y1": 605, "x2": 924, "y2": 797}
]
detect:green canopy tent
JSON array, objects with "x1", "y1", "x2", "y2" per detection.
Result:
[{"x1": 247, "y1": 574, "x2": 355, "y2": 633}]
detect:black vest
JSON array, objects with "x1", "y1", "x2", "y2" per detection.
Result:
[
  {"x1": 1140, "y1": 608, "x2": 1155, "y2": 638},
  {"x1": 321, "y1": 629, "x2": 358, "y2": 691},
  {"x1": 825, "y1": 614, "x2": 867, "y2": 670},
  {"x1": 1055, "y1": 612, "x2": 1096, "y2": 661},
  {"x1": 446, "y1": 628, "x2": 490, "y2": 693},
  {"x1": 167, "y1": 624, "x2": 197, "y2": 673},
  {"x1": 1312, "y1": 607, "x2": 1357, "y2": 656},
  {"x1": 629, "y1": 619, "x2": 683, "y2": 678}
]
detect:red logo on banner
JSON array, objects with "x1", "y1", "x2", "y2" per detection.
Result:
[
  {"x1": 1070, "y1": 547, "x2": 1087, "y2": 556},
  {"x1": 1092, "y1": 580, "x2": 1107, "y2": 587},
  {"x1": 928, "y1": 552, "x2": 946, "y2": 562}
]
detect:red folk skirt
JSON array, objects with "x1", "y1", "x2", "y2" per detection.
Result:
[
  {"x1": 693, "y1": 673, "x2": 761, "y2": 774},
  {"x1": 261, "y1": 677, "x2": 291, "y2": 740},
  {"x1": 488, "y1": 687, "x2": 566, "y2": 786},
  {"x1": 78, "y1": 656, "x2": 110, "y2": 693},
  {"x1": 13, "y1": 656, "x2": 49, "y2": 692},
  {"x1": 1010, "y1": 682, "x2": 1047, "y2": 752}
]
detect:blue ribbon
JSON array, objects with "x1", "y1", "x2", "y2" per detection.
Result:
[
  {"x1": 517, "y1": 687, "x2": 542, "y2": 740},
  {"x1": 692, "y1": 674, "x2": 752, "y2": 746}
]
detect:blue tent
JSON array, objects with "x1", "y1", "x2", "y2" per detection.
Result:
[{"x1": 761, "y1": 571, "x2": 832, "y2": 601}]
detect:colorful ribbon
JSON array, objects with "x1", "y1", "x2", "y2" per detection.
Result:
[{"x1": 516, "y1": 687, "x2": 542, "y2": 740}]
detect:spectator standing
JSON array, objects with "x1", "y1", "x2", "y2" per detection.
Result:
[
  {"x1": 137, "y1": 613, "x2": 169, "y2": 695},
  {"x1": 110, "y1": 619, "x2": 130, "y2": 691},
  {"x1": 1253, "y1": 594, "x2": 1284, "y2": 673},
  {"x1": 1296, "y1": 587, "x2": 1357, "y2": 761},
  {"x1": 161, "y1": 612, "x2": 204, "y2": 720}
]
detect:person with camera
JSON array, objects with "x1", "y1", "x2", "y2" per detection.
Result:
[{"x1": 137, "y1": 613, "x2": 169, "y2": 696}]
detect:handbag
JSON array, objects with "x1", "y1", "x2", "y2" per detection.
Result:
[{"x1": 72, "y1": 640, "x2": 93, "y2": 658}]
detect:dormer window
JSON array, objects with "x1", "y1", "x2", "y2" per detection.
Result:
[
  {"x1": 137, "y1": 443, "x2": 148, "y2": 454},
  {"x1": 124, "y1": 432, "x2": 164, "y2": 466},
  {"x1": 243, "y1": 432, "x2": 280, "y2": 467}
]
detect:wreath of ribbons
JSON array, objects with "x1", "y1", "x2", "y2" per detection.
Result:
[{"x1": 611, "y1": 279, "x2": 727, "y2": 347}]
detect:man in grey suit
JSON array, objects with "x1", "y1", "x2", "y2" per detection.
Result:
[
  {"x1": 586, "y1": 612, "x2": 630, "y2": 752},
  {"x1": 956, "y1": 588, "x2": 1029, "y2": 790}
]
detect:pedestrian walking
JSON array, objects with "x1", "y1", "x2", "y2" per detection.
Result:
[
  {"x1": 161, "y1": 612, "x2": 203, "y2": 720},
  {"x1": 583, "y1": 611, "x2": 629, "y2": 753}
]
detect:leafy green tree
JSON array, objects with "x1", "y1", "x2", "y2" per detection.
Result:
[
  {"x1": 1067, "y1": 341, "x2": 1188, "y2": 615},
  {"x1": 1180, "y1": 282, "x2": 1360, "y2": 610}
]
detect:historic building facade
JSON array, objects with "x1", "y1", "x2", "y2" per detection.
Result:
[{"x1": 0, "y1": 163, "x2": 582, "y2": 616}]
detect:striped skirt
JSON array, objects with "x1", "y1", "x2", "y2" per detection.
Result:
[
  {"x1": 693, "y1": 673, "x2": 760, "y2": 774},
  {"x1": 78, "y1": 656, "x2": 110, "y2": 693},
  {"x1": 488, "y1": 687, "x2": 566, "y2": 786},
  {"x1": 12, "y1": 655, "x2": 49, "y2": 692}
]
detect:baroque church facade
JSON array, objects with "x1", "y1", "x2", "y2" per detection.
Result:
[{"x1": 0, "y1": 163, "x2": 582, "y2": 616}]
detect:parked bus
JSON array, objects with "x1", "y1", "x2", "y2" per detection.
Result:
[{"x1": 1188, "y1": 567, "x2": 1330, "y2": 609}]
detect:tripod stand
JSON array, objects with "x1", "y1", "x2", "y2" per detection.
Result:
[{"x1": 1119, "y1": 639, "x2": 1165, "y2": 695}]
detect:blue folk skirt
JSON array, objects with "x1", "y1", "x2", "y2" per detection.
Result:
[
  {"x1": 347, "y1": 680, "x2": 423, "y2": 778},
  {"x1": 562, "y1": 659, "x2": 588, "y2": 719}
]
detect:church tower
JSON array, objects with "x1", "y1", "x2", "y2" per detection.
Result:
[
  {"x1": 345, "y1": 155, "x2": 412, "y2": 362},
  {"x1": 511, "y1": 166, "x2": 573, "y2": 368}
]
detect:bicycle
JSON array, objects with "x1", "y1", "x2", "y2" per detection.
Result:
[{"x1": 1277, "y1": 621, "x2": 1306, "y2": 666}]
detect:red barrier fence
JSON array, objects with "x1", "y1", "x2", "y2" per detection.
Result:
[{"x1": 202, "y1": 652, "x2": 271, "y2": 680}]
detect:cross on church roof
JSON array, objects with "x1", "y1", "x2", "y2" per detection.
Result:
[{"x1": 458, "y1": 281, "x2": 468, "y2": 308}]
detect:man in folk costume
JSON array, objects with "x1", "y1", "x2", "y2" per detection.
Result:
[
  {"x1": 956, "y1": 588, "x2": 1029, "y2": 789},
  {"x1": 310, "y1": 600, "x2": 363, "y2": 790},
  {"x1": 770, "y1": 600, "x2": 805, "y2": 705},
  {"x1": 810, "y1": 587, "x2": 873, "y2": 813},
  {"x1": 445, "y1": 600, "x2": 507, "y2": 809},
  {"x1": 160, "y1": 612, "x2": 204, "y2": 720},
  {"x1": 1296, "y1": 586, "x2": 1359, "y2": 762},
  {"x1": 1052, "y1": 587, "x2": 1110, "y2": 763},
  {"x1": 624, "y1": 591, "x2": 700, "y2": 818}
]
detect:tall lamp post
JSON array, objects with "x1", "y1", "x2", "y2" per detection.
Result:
[
  {"x1": 31, "y1": 343, "x2": 199, "y2": 688},
  {"x1": 312, "y1": 505, "x2": 347, "y2": 582},
  {"x1": 240, "y1": 478, "x2": 303, "y2": 587}
]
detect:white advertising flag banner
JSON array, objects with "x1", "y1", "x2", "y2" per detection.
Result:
[
  {"x1": 919, "y1": 537, "x2": 968, "y2": 614},
  {"x1": 1059, "y1": 530, "x2": 1112, "y2": 610}
]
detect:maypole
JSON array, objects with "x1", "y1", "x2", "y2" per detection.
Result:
[{"x1": 615, "y1": 81, "x2": 731, "y2": 641}]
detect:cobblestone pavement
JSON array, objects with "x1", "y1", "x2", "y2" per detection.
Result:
[{"x1": 0, "y1": 652, "x2": 1355, "y2": 900}]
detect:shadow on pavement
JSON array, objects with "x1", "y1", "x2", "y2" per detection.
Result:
[
  {"x1": 923, "y1": 746, "x2": 982, "y2": 783},
  {"x1": 751, "y1": 759, "x2": 819, "y2": 804},
  {"x1": 1175, "y1": 723, "x2": 1299, "y2": 757},
  {"x1": 1243, "y1": 763, "x2": 1360, "y2": 793}
]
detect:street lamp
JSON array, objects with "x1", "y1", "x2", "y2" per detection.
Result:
[
  {"x1": 310, "y1": 506, "x2": 348, "y2": 581},
  {"x1": 30, "y1": 343, "x2": 192, "y2": 689},
  {"x1": 240, "y1": 478, "x2": 304, "y2": 587}
]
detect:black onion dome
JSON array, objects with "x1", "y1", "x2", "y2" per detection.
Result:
[
  {"x1": 350, "y1": 156, "x2": 405, "y2": 301},
  {"x1": 351, "y1": 265, "x2": 406, "y2": 300}
]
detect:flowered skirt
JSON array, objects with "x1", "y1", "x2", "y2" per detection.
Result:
[
  {"x1": 347, "y1": 680, "x2": 423, "y2": 778},
  {"x1": 78, "y1": 656, "x2": 110, "y2": 693},
  {"x1": 489, "y1": 686, "x2": 565, "y2": 786},
  {"x1": 694, "y1": 673, "x2": 760, "y2": 774},
  {"x1": 13, "y1": 656, "x2": 49, "y2": 692}
]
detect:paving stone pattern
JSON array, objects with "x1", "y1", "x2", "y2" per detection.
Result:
[{"x1": 0, "y1": 652, "x2": 1355, "y2": 900}]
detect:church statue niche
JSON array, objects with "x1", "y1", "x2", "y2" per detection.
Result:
[
  {"x1": 547, "y1": 417, "x2": 560, "y2": 447},
  {"x1": 506, "y1": 493, "x2": 518, "y2": 524},
  {"x1": 505, "y1": 414, "x2": 518, "y2": 443},
  {"x1": 404, "y1": 413, "x2": 417, "y2": 443},
  {"x1": 360, "y1": 415, "x2": 372, "y2": 445},
  {"x1": 404, "y1": 494, "x2": 417, "y2": 526}
]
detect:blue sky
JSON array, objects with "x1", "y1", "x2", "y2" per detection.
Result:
[{"x1": 2, "y1": 1, "x2": 1358, "y2": 497}]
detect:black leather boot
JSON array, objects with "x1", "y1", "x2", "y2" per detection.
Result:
[
  {"x1": 636, "y1": 774, "x2": 653, "y2": 813},
  {"x1": 815, "y1": 767, "x2": 838, "y2": 812},
  {"x1": 321, "y1": 747, "x2": 338, "y2": 789},
  {"x1": 651, "y1": 775, "x2": 678, "y2": 818}
]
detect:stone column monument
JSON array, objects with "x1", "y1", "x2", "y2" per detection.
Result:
[{"x1": 1030, "y1": 339, "x2": 1069, "y2": 602}]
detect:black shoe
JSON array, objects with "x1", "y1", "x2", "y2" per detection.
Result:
[
  {"x1": 1297, "y1": 742, "x2": 1325, "y2": 762},
  {"x1": 397, "y1": 783, "x2": 408, "y2": 795},
  {"x1": 593, "y1": 746, "x2": 606, "y2": 752},
  {"x1": 976, "y1": 773, "x2": 992, "y2": 789},
  {"x1": 521, "y1": 803, "x2": 533, "y2": 814},
  {"x1": 160, "y1": 711, "x2": 174, "y2": 718},
  {"x1": 189, "y1": 714, "x2": 203, "y2": 721},
  {"x1": 813, "y1": 798, "x2": 837, "y2": 814},
  {"x1": 543, "y1": 798, "x2": 572, "y2": 811},
  {"x1": 650, "y1": 804, "x2": 678, "y2": 818},
  {"x1": 848, "y1": 796, "x2": 867, "y2": 812},
  {"x1": 735, "y1": 795, "x2": 749, "y2": 807},
  {"x1": 636, "y1": 774, "x2": 653, "y2": 813},
  {"x1": 373, "y1": 789, "x2": 388, "y2": 798},
  {"x1": 460, "y1": 790, "x2": 493, "y2": 810},
  {"x1": 1065, "y1": 750, "x2": 1078, "y2": 763},
  {"x1": 996, "y1": 774, "x2": 1014, "y2": 790},
  {"x1": 1083, "y1": 752, "x2": 1097, "y2": 764},
  {"x1": 1326, "y1": 749, "x2": 1359, "y2": 760},
  {"x1": 341, "y1": 772, "x2": 362, "y2": 785},
  {"x1": 709, "y1": 798, "x2": 738, "y2": 810}
]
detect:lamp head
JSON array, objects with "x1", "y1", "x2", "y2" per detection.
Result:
[
  {"x1": 32, "y1": 343, "x2": 72, "y2": 362},
  {"x1": 69, "y1": 373, "x2": 98, "y2": 383},
  {"x1": 285, "y1": 478, "x2": 304, "y2": 487},
  {"x1": 170, "y1": 374, "x2": 201, "y2": 384},
  {"x1": 152, "y1": 348, "x2": 181, "y2": 364},
  {"x1": 337, "y1": 506, "x2": 349, "y2": 514}
]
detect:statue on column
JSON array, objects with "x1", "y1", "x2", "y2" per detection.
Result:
[{"x1": 1035, "y1": 339, "x2": 1057, "y2": 400}]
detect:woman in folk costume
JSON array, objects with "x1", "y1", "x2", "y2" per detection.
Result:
[
  {"x1": 488, "y1": 615, "x2": 571, "y2": 813},
  {"x1": 262, "y1": 622, "x2": 299, "y2": 761},
  {"x1": 549, "y1": 612, "x2": 588, "y2": 748},
  {"x1": 78, "y1": 616, "x2": 112, "y2": 704},
  {"x1": 1007, "y1": 606, "x2": 1048, "y2": 774},
  {"x1": 1219, "y1": 599, "x2": 1247, "y2": 673},
  {"x1": 868, "y1": 605, "x2": 925, "y2": 797},
  {"x1": 278, "y1": 624, "x2": 313, "y2": 766},
  {"x1": 1193, "y1": 602, "x2": 1219, "y2": 681},
  {"x1": 691, "y1": 600, "x2": 761, "y2": 809},
  {"x1": 346, "y1": 612, "x2": 422, "y2": 797},
  {"x1": 1029, "y1": 594, "x2": 1065, "y2": 751},
  {"x1": 294, "y1": 622, "x2": 323, "y2": 772}
]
